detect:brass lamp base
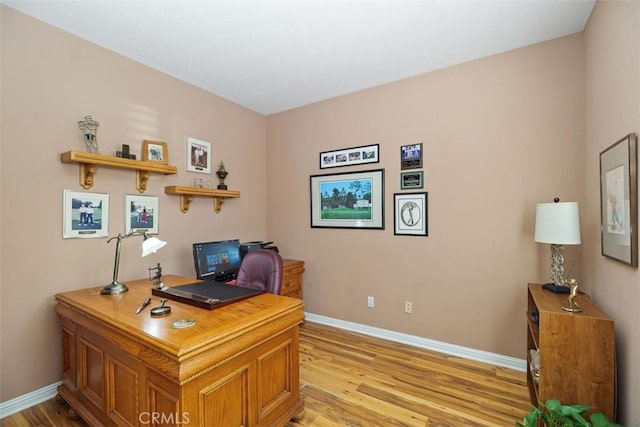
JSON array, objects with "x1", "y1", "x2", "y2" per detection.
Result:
[
  {"x1": 562, "y1": 306, "x2": 583, "y2": 313},
  {"x1": 100, "y1": 282, "x2": 129, "y2": 295}
]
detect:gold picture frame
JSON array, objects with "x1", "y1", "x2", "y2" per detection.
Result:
[{"x1": 142, "y1": 140, "x2": 168, "y2": 164}]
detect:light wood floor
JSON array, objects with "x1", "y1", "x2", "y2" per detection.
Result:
[{"x1": 1, "y1": 321, "x2": 530, "y2": 426}]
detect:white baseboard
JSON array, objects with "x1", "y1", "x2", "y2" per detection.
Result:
[
  {"x1": 0, "y1": 381, "x2": 61, "y2": 419},
  {"x1": 0, "y1": 312, "x2": 526, "y2": 419},
  {"x1": 304, "y1": 312, "x2": 527, "y2": 372}
]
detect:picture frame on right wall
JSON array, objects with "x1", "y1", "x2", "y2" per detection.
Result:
[{"x1": 599, "y1": 132, "x2": 638, "y2": 267}]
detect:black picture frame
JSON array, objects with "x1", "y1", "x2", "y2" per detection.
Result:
[
  {"x1": 394, "y1": 192, "x2": 428, "y2": 236},
  {"x1": 310, "y1": 169, "x2": 384, "y2": 229},
  {"x1": 319, "y1": 144, "x2": 380, "y2": 169}
]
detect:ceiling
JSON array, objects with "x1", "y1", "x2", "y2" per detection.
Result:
[{"x1": 2, "y1": 0, "x2": 595, "y2": 115}]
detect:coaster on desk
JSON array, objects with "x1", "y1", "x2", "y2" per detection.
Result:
[{"x1": 171, "y1": 318, "x2": 196, "y2": 329}]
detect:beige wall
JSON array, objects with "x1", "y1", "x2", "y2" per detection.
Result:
[
  {"x1": 267, "y1": 34, "x2": 585, "y2": 357},
  {"x1": 584, "y1": 1, "x2": 640, "y2": 424},
  {"x1": 0, "y1": 7, "x2": 268, "y2": 401}
]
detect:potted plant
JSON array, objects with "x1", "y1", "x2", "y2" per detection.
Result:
[{"x1": 516, "y1": 399, "x2": 622, "y2": 427}]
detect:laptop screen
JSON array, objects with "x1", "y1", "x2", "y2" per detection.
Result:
[{"x1": 192, "y1": 239, "x2": 242, "y2": 280}]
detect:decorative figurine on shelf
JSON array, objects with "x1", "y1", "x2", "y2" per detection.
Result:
[
  {"x1": 562, "y1": 278, "x2": 583, "y2": 313},
  {"x1": 77, "y1": 115, "x2": 100, "y2": 154},
  {"x1": 148, "y1": 263, "x2": 165, "y2": 289},
  {"x1": 216, "y1": 161, "x2": 229, "y2": 190}
]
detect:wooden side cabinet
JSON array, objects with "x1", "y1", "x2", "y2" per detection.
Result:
[
  {"x1": 281, "y1": 259, "x2": 305, "y2": 299},
  {"x1": 526, "y1": 283, "x2": 616, "y2": 420}
]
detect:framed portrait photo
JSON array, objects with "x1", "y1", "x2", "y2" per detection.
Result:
[
  {"x1": 310, "y1": 169, "x2": 384, "y2": 229},
  {"x1": 142, "y1": 140, "x2": 168, "y2": 164},
  {"x1": 63, "y1": 190, "x2": 109, "y2": 238},
  {"x1": 187, "y1": 137, "x2": 211, "y2": 174},
  {"x1": 600, "y1": 132, "x2": 638, "y2": 267},
  {"x1": 125, "y1": 194, "x2": 159, "y2": 234},
  {"x1": 394, "y1": 192, "x2": 428, "y2": 236}
]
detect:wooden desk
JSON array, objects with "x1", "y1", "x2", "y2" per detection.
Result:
[{"x1": 55, "y1": 275, "x2": 305, "y2": 426}]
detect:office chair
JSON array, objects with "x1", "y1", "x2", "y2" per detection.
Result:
[{"x1": 235, "y1": 249, "x2": 283, "y2": 295}]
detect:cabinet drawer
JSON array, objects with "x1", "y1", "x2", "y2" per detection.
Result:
[{"x1": 281, "y1": 260, "x2": 305, "y2": 299}]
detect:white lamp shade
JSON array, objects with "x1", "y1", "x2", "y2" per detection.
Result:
[
  {"x1": 142, "y1": 237, "x2": 167, "y2": 257},
  {"x1": 534, "y1": 201, "x2": 581, "y2": 245}
]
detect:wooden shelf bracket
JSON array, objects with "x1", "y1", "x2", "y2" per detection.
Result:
[
  {"x1": 165, "y1": 186, "x2": 240, "y2": 213},
  {"x1": 61, "y1": 151, "x2": 177, "y2": 193}
]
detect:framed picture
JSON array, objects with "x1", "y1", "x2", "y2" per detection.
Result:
[
  {"x1": 320, "y1": 143, "x2": 380, "y2": 169},
  {"x1": 394, "y1": 192, "x2": 428, "y2": 236},
  {"x1": 142, "y1": 140, "x2": 168, "y2": 164},
  {"x1": 63, "y1": 190, "x2": 109, "y2": 238},
  {"x1": 401, "y1": 143, "x2": 423, "y2": 170},
  {"x1": 400, "y1": 171, "x2": 424, "y2": 190},
  {"x1": 187, "y1": 137, "x2": 211, "y2": 174},
  {"x1": 600, "y1": 133, "x2": 638, "y2": 267},
  {"x1": 310, "y1": 169, "x2": 384, "y2": 229},
  {"x1": 125, "y1": 194, "x2": 159, "y2": 234}
]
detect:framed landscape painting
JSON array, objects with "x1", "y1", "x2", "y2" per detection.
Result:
[{"x1": 310, "y1": 169, "x2": 384, "y2": 229}]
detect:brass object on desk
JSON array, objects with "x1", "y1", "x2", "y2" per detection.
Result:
[{"x1": 562, "y1": 278, "x2": 583, "y2": 313}]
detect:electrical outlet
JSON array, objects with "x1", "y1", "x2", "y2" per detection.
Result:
[
  {"x1": 404, "y1": 301, "x2": 413, "y2": 314},
  {"x1": 367, "y1": 296, "x2": 374, "y2": 308}
]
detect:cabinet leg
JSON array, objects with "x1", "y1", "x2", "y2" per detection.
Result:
[
  {"x1": 55, "y1": 393, "x2": 66, "y2": 405},
  {"x1": 67, "y1": 407, "x2": 81, "y2": 421},
  {"x1": 291, "y1": 408, "x2": 306, "y2": 422}
]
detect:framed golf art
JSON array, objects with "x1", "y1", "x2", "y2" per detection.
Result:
[{"x1": 310, "y1": 169, "x2": 384, "y2": 229}]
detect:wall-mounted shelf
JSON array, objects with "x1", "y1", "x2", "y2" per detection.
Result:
[
  {"x1": 164, "y1": 185, "x2": 240, "y2": 213},
  {"x1": 61, "y1": 151, "x2": 177, "y2": 193}
]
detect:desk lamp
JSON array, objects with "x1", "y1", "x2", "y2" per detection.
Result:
[
  {"x1": 101, "y1": 230, "x2": 167, "y2": 295},
  {"x1": 534, "y1": 198, "x2": 581, "y2": 287}
]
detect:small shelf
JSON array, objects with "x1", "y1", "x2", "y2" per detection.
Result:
[
  {"x1": 164, "y1": 185, "x2": 240, "y2": 213},
  {"x1": 61, "y1": 151, "x2": 177, "y2": 193}
]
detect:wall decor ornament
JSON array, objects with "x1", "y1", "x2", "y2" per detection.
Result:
[
  {"x1": 400, "y1": 171, "x2": 424, "y2": 190},
  {"x1": 216, "y1": 161, "x2": 228, "y2": 190},
  {"x1": 600, "y1": 132, "x2": 638, "y2": 267},
  {"x1": 125, "y1": 194, "x2": 160, "y2": 235},
  {"x1": 400, "y1": 143, "x2": 423, "y2": 170},
  {"x1": 310, "y1": 169, "x2": 384, "y2": 229},
  {"x1": 319, "y1": 143, "x2": 380, "y2": 169},
  {"x1": 394, "y1": 192, "x2": 428, "y2": 236},
  {"x1": 77, "y1": 115, "x2": 100, "y2": 154},
  {"x1": 63, "y1": 190, "x2": 109, "y2": 238},
  {"x1": 186, "y1": 137, "x2": 211, "y2": 174}
]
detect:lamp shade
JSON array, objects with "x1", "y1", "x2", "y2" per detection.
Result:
[
  {"x1": 142, "y1": 236, "x2": 167, "y2": 257},
  {"x1": 534, "y1": 201, "x2": 581, "y2": 245}
]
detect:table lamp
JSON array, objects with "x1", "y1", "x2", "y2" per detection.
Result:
[
  {"x1": 101, "y1": 230, "x2": 167, "y2": 295},
  {"x1": 534, "y1": 198, "x2": 581, "y2": 287}
]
